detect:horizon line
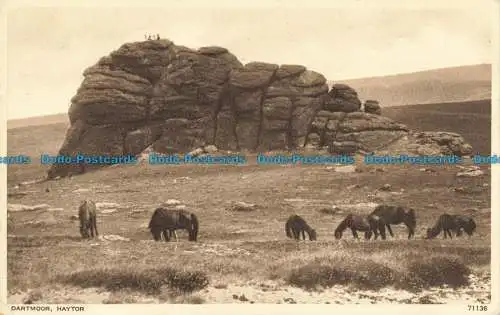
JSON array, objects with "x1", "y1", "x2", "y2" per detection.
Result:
[
  {"x1": 328, "y1": 62, "x2": 491, "y2": 82},
  {"x1": 6, "y1": 62, "x2": 492, "y2": 122}
]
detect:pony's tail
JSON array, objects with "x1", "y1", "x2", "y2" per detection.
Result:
[
  {"x1": 285, "y1": 221, "x2": 292, "y2": 238},
  {"x1": 148, "y1": 208, "x2": 159, "y2": 231},
  {"x1": 190, "y1": 213, "x2": 199, "y2": 241}
]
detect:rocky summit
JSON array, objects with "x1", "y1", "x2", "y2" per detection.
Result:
[{"x1": 48, "y1": 38, "x2": 473, "y2": 178}]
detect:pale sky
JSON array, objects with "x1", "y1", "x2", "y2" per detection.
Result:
[{"x1": 5, "y1": 1, "x2": 494, "y2": 119}]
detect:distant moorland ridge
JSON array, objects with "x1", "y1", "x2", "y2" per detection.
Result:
[{"x1": 334, "y1": 64, "x2": 491, "y2": 107}]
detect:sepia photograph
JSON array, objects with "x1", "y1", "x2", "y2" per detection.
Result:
[{"x1": 2, "y1": 0, "x2": 498, "y2": 311}]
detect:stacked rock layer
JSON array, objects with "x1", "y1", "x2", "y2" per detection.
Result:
[{"x1": 48, "y1": 39, "x2": 473, "y2": 178}]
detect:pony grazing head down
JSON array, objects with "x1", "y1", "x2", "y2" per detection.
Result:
[{"x1": 463, "y1": 218, "x2": 477, "y2": 236}]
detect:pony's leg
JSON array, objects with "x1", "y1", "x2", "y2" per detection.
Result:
[
  {"x1": 448, "y1": 230, "x2": 453, "y2": 239},
  {"x1": 351, "y1": 229, "x2": 359, "y2": 239},
  {"x1": 386, "y1": 225, "x2": 394, "y2": 237},
  {"x1": 407, "y1": 228, "x2": 414, "y2": 239},
  {"x1": 443, "y1": 229, "x2": 448, "y2": 239},
  {"x1": 93, "y1": 219, "x2": 99, "y2": 237},
  {"x1": 301, "y1": 230, "x2": 306, "y2": 240},
  {"x1": 85, "y1": 225, "x2": 91, "y2": 238},
  {"x1": 380, "y1": 228, "x2": 386, "y2": 240}
]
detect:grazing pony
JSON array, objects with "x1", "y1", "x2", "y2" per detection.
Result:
[
  {"x1": 78, "y1": 200, "x2": 98, "y2": 239},
  {"x1": 369, "y1": 204, "x2": 416, "y2": 239},
  {"x1": 426, "y1": 213, "x2": 476, "y2": 239},
  {"x1": 285, "y1": 215, "x2": 317, "y2": 241},
  {"x1": 148, "y1": 207, "x2": 199, "y2": 242},
  {"x1": 334, "y1": 213, "x2": 386, "y2": 240}
]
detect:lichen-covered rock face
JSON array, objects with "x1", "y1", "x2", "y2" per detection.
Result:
[
  {"x1": 48, "y1": 38, "x2": 474, "y2": 178},
  {"x1": 413, "y1": 131, "x2": 474, "y2": 156}
]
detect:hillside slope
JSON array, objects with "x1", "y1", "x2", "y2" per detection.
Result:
[
  {"x1": 7, "y1": 113, "x2": 69, "y2": 130},
  {"x1": 334, "y1": 64, "x2": 491, "y2": 106},
  {"x1": 383, "y1": 99, "x2": 491, "y2": 155}
]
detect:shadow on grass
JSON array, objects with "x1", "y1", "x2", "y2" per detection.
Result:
[{"x1": 53, "y1": 267, "x2": 209, "y2": 295}]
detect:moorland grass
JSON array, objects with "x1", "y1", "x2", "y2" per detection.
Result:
[{"x1": 268, "y1": 241, "x2": 488, "y2": 292}]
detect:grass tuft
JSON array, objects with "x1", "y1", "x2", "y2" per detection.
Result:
[
  {"x1": 54, "y1": 267, "x2": 209, "y2": 294},
  {"x1": 404, "y1": 256, "x2": 470, "y2": 289},
  {"x1": 281, "y1": 251, "x2": 471, "y2": 292}
]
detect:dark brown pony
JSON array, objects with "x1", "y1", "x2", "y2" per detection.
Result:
[
  {"x1": 285, "y1": 215, "x2": 317, "y2": 241},
  {"x1": 426, "y1": 213, "x2": 476, "y2": 239},
  {"x1": 369, "y1": 204, "x2": 416, "y2": 239},
  {"x1": 78, "y1": 200, "x2": 98, "y2": 239},
  {"x1": 334, "y1": 213, "x2": 386, "y2": 240},
  {"x1": 148, "y1": 207, "x2": 199, "y2": 242}
]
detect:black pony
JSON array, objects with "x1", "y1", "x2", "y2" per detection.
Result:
[
  {"x1": 285, "y1": 215, "x2": 317, "y2": 241},
  {"x1": 78, "y1": 200, "x2": 98, "y2": 239},
  {"x1": 148, "y1": 207, "x2": 199, "y2": 242},
  {"x1": 426, "y1": 213, "x2": 476, "y2": 239},
  {"x1": 334, "y1": 213, "x2": 386, "y2": 240},
  {"x1": 369, "y1": 204, "x2": 416, "y2": 239}
]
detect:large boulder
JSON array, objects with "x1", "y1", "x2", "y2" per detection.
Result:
[
  {"x1": 413, "y1": 131, "x2": 474, "y2": 156},
  {"x1": 324, "y1": 84, "x2": 362, "y2": 113},
  {"x1": 363, "y1": 100, "x2": 382, "y2": 115},
  {"x1": 376, "y1": 132, "x2": 473, "y2": 157},
  {"x1": 47, "y1": 38, "x2": 474, "y2": 178}
]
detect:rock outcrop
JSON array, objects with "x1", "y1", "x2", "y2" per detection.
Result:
[
  {"x1": 363, "y1": 100, "x2": 382, "y2": 115},
  {"x1": 47, "y1": 38, "x2": 473, "y2": 178}
]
